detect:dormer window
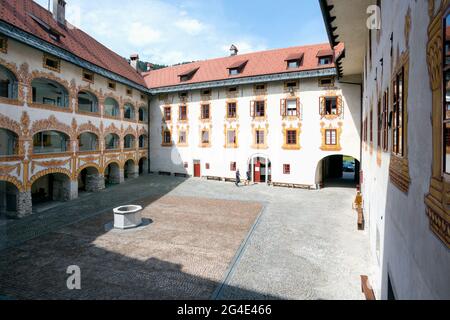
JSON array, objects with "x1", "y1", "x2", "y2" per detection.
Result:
[
  {"x1": 227, "y1": 60, "x2": 248, "y2": 76},
  {"x1": 43, "y1": 54, "x2": 60, "y2": 72},
  {"x1": 178, "y1": 68, "x2": 199, "y2": 82},
  {"x1": 317, "y1": 49, "x2": 334, "y2": 65},
  {"x1": 285, "y1": 53, "x2": 304, "y2": 69}
]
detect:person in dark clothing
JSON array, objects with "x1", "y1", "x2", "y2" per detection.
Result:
[
  {"x1": 235, "y1": 169, "x2": 241, "y2": 187},
  {"x1": 246, "y1": 170, "x2": 251, "y2": 186}
]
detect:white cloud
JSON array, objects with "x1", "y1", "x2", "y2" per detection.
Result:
[
  {"x1": 128, "y1": 22, "x2": 162, "y2": 46},
  {"x1": 33, "y1": 0, "x2": 269, "y2": 66},
  {"x1": 175, "y1": 18, "x2": 205, "y2": 35}
]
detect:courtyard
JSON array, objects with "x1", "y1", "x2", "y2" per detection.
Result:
[{"x1": 0, "y1": 174, "x2": 370, "y2": 300}]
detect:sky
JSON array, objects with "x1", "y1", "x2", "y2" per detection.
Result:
[{"x1": 34, "y1": 0, "x2": 328, "y2": 66}]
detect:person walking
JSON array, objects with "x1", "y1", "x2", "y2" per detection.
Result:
[
  {"x1": 246, "y1": 170, "x2": 251, "y2": 186},
  {"x1": 235, "y1": 169, "x2": 241, "y2": 187}
]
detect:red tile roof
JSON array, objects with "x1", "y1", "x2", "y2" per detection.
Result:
[
  {"x1": 0, "y1": 0, "x2": 146, "y2": 87},
  {"x1": 144, "y1": 43, "x2": 342, "y2": 89}
]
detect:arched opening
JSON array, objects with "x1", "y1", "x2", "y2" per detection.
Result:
[
  {"x1": 138, "y1": 106, "x2": 147, "y2": 122},
  {"x1": 31, "y1": 172, "x2": 72, "y2": 212},
  {"x1": 139, "y1": 157, "x2": 148, "y2": 175},
  {"x1": 105, "y1": 133, "x2": 120, "y2": 150},
  {"x1": 33, "y1": 131, "x2": 69, "y2": 154},
  {"x1": 104, "y1": 162, "x2": 121, "y2": 187},
  {"x1": 78, "y1": 166, "x2": 103, "y2": 193},
  {"x1": 124, "y1": 103, "x2": 135, "y2": 120},
  {"x1": 31, "y1": 78, "x2": 69, "y2": 108},
  {"x1": 78, "y1": 91, "x2": 98, "y2": 113},
  {"x1": 248, "y1": 155, "x2": 272, "y2": 184},
  {"x1": 138, "y1": 135, "x2": 147, "y2": 149},
  {"x1": 0, "y1": 180, "x2": 19, "y2": 220},
  {"x1": 104, "y1": 97, "x2": 120, "y2": 118},
  {"x1": 315, "y1": 155, "x2": 360, "y2": 188},
  {"x1": 78, "y1": 132, "x2": 98, "y2": 152},
  {"x1": 0, "y1": 65, "x2": 18, "y2": 99},
  {"x1": 124, "y1": 134, "x2": 135, "y2": 150},
  {"x1": 124, "y1": 159, "x2": 136, "y2": 179},
  {"x1": 0, "y1": 128, "x2": 18, "y2": 156}
]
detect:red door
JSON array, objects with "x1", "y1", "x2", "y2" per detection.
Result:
[
  {"x1": 254, "y1": 161, "x2": 261, "y2": 183},
  {"x1": 194, "y1": 163, "x2": 201, "y2": 177}
]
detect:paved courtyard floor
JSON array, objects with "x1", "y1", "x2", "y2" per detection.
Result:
[{"x1": 0, "y1": 174, "x2": 371, "y2": 300}]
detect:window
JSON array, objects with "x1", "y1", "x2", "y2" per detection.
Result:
[
  {"x1": 392, "y1": 67, "x2": 404, "y2": 156},
  {"x1": 201, "y1": 104, "x2": 210, "y2": 120},
  {"x1": 77, "y1": 91, "x2": 98, "y2": 113},
  {"x1": 179, "y1": 105, "x2": 187, "y2": 121},
  {"x1": 124, "y1": 135, "x2": 135, "y2": 149},
  {"x1": 0, "y1": 36, "x2": 7, "y2": 53},
  {"x1": 139, "y1": 135, "x2": 147, "y2": 148},
  {"x1": 162, "y1": 130, "x2": 172, "y2": 145},
  {"x1": 255, "y1": 130, "x2": 265, "y2": 145},
  {"x1": 227, "y1": 130, "x2": 237, "y2": 146},
  {"x1": 78, "y1": 133, "x2": 98, "y2": 152},
  {"x1": 31, "y1": 78, "x2": 69, "y2": 108},
  {"x1": 227, "y1": 102, "x2": 237, "y2": 119},
  {"x1": 229, "y1": 68, "x2": 240, "y2": 76},
  {"x1": 126, "y1": 88, "x2": 133, "y2": 96},
  {"x1": 105, "y1": 134, "x2": 119, "y2": 150},
  {"x1": 179, "y1": 92, "x2": 188, "y2": 101},
  {"x1": 255, "y1": 84, "x2": 266, "y2": 91},
  {"x1": 138, "y1": 107, "x2": 147, "y2": 122},
  {"x1": 325, "y1": 129, "x2": 337, "y2": 145},
  {"x1": 286, "y1": 130, "x2": 297, "y2": 145},
  {"x1": 230, "y1": 162, "x2": 237, "y2": 171},
  {"x1": 325, "y1": 97, "x2": 337, "y2": 115},
  {"x1": 284, "y1": 81, "x2": 299, "y2": 91},
  {"x1": 281, "y1": 98, "x2": 299, "y2": 117},
  {"x1": 178, "y1": 130, "x2": 187, "y2": 145},
  {"x1": 104, "y1": 98, "x2": 119, "y2": 118},
  {"x1": 33, "y1": 131, "x2": 69, "y2": 154},
  {"x1": 201, "y1": 130, "x2": 210, "y2": 144},
  {"x1": 0, "y1": 65, "x2": 18, "y2": 100},
  {"x1": 0, "y1": 128, "x2": 18, "y2": 156},
  {"x1": 319, "y1": 77, "x2": 334, "y2": 87},
  {"x1": 382, "y1": 90, "x2": 389, "y2": 151},
  {"x1": 254, "y1": 84, "x2": 267, "y2": 95},
  {"x1": 251, "y1": 101, "x2": 265, "y2": 118},
  {"x1": 82, "y1": 70, "x2": 94, "y2": 83},
  {"x1": 164, "y1": 107, "x2": 171, "y2": 121},
  {"x1": 319, "y1": 56, "x2": 332, "y2": 65},
  {"x1": 184, "y1": 162, "x2": 188, "y2": 168},
  {"x1": 205, "y1": 163, "x2": 210, "y2": 170},
  {"x1": 43, "y1": 54, "x2": 60, "y2": 72},
  {"x1": 283, "y1": 164, "x2": 291, "y2": 175},
  {"x1": 124, "y1": 104, "x2": 135, "y2": 120},
  {"x1": 202, "y1": 89, "x2": 211, "y2": 96},
  {"x1": 287, "y1": 60, "x2": 300, "y2": 69},
  {"x1": 108, "y1": 81, "x2": 116, "y2": 91}
]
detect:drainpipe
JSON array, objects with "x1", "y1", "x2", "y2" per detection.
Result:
[{"x1": 147, "y1": 94, "x2": 151, "y2": 174}]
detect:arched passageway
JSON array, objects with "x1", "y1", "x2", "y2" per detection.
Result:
[
  {"x1": 124, "y1": 159, "x2": 137, "y2": 179},
  {"x1": 316, "y1": 155, "x2": 360, "y2": 188},
  {"x1": 0, "y1": 180, "x2": 19, "y2": 219},
  {"x1": 78, "y1": 166, "x2": 104, "y2": 193},
  {"x1": 248, "y1": 154, "x2": 272, "y2": 184},
  {"x1": 104, "y1": 162, "x2": 122, "y2": 187},
  {"x1": 139, "y1": 157, "x2": 148, "y2": 175},
  {"x1": 31, "y1": 172, "x2": 76, "y2": 212}
]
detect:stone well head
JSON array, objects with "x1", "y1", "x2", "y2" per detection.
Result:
[{"x1": 113, "y1": 205, "x2": 143, "y2": 230}]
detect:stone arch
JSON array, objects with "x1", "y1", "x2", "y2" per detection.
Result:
[
  {"x1": 0, "y1": 114, "x2": 21, "y2": 136},
  {"x1": 103, "y1": 122, "x2": 122, "y2": 138},
  {"x1": 28, "y1": 72, "x2": 74, "y2": 110},
  {"x1": 123, "y1": 125, "x2": 138, "y2": 139},
  {"x1": 77, "y1": 163, "x2": 102, "y2": 177},
  {"x1": 315, "y1": 154, "x2": 360, "y2": 188},
  {"x1": 77, "y1": 164, "x2": 104, "y2": 193},
  {"x1": 77, "y1": 88, "x2": 99, "y2": 113},
  {"x1": 103, "y1": 160, "x2": 122, "y2": 173},
  {"x1": 0, "y1": 175, "x2": 25, "y2": 192},
  {"x1": 31, "y1": 115, "x2": 74, "y2": 140},
  {"x1": 28, "y1": 168, "x2": 72, "y2": 190}
]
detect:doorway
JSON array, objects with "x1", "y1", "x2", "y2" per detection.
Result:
[
  {"x1": 193, "y1": 160, "x2": 201, "y2": 178},
  {"x1": 249, "y1": 155, "x2": 271, "y2": 184}
]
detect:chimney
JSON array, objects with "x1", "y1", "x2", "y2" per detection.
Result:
[
  {"x1": 146, "y1": 63, "x2": 153, "y2": 72},
  {"x1": 52, "y1": 0, "x2": 66, "y2": 26},
  {"x1": 230, "y1": 44, "x2": 238, "y2": 56},
  {"x1": 130, "y1": 54, "x2": 140, "y2": 71}
]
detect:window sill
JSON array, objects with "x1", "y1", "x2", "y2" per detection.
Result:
[
  {"x1": 225, "y1": 144, "x2": 239, "y2": 149},
  {"x1": 161, "y1": 143, "x2": 173, "y2": 148},
  {"x1": 199, "y1": 143, "x2": 211, "y2": 148},
  {"x1": 252, "y1": 144, "x2": 268, "y2": 150},
  {"x1": 0, "y1": 97, "x2": 22, "y2": 106},
  {"x1": 31, "y1": 152, "x2": 71, "y2": 159},
  {"x1": 321, "y1": 114, "x2": 341, "y2": 120},
  {"x1": 0, "y1": 155, "x2": 24, "y2": 161},
  {"x1": 283, "y1": 144, "x2": 301, "y2": 150},
  {"x1": 320, "y1": 145, "x2": 341, "y2": 152},
  {"x1": 30, "y1": 103, "x2": 72, "y2": 113}
]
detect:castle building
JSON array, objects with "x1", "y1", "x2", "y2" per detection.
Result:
[
  {"x1": 144, "y1": 44, "x2": 361, "y2": 188},
  {"x1": 0, "y1": 0, "x2": 149, "y2": 217},
  {"x1": 320, "y1": 0, "x2": 450, "y2": 299}
]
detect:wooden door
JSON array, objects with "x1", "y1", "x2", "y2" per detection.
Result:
[
  {"x1": 254, "y1": 161, "x2": 261, "y2": 183},
  {"x1": 194, "y1": 163, "x2": 201, "y2": 177}
]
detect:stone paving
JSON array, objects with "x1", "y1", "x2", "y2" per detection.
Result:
[{"x1": 0, "y1": 174, "x2": 371, "y2": 300}]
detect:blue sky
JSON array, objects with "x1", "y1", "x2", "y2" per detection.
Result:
[{"x1": 34, "y1": 0, "x2": 328, "y2": 65}]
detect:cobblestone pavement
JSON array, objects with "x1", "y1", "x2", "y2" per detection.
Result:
[{"x1": 0, "y1": 174, "x2": 371, "y2": 300}]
